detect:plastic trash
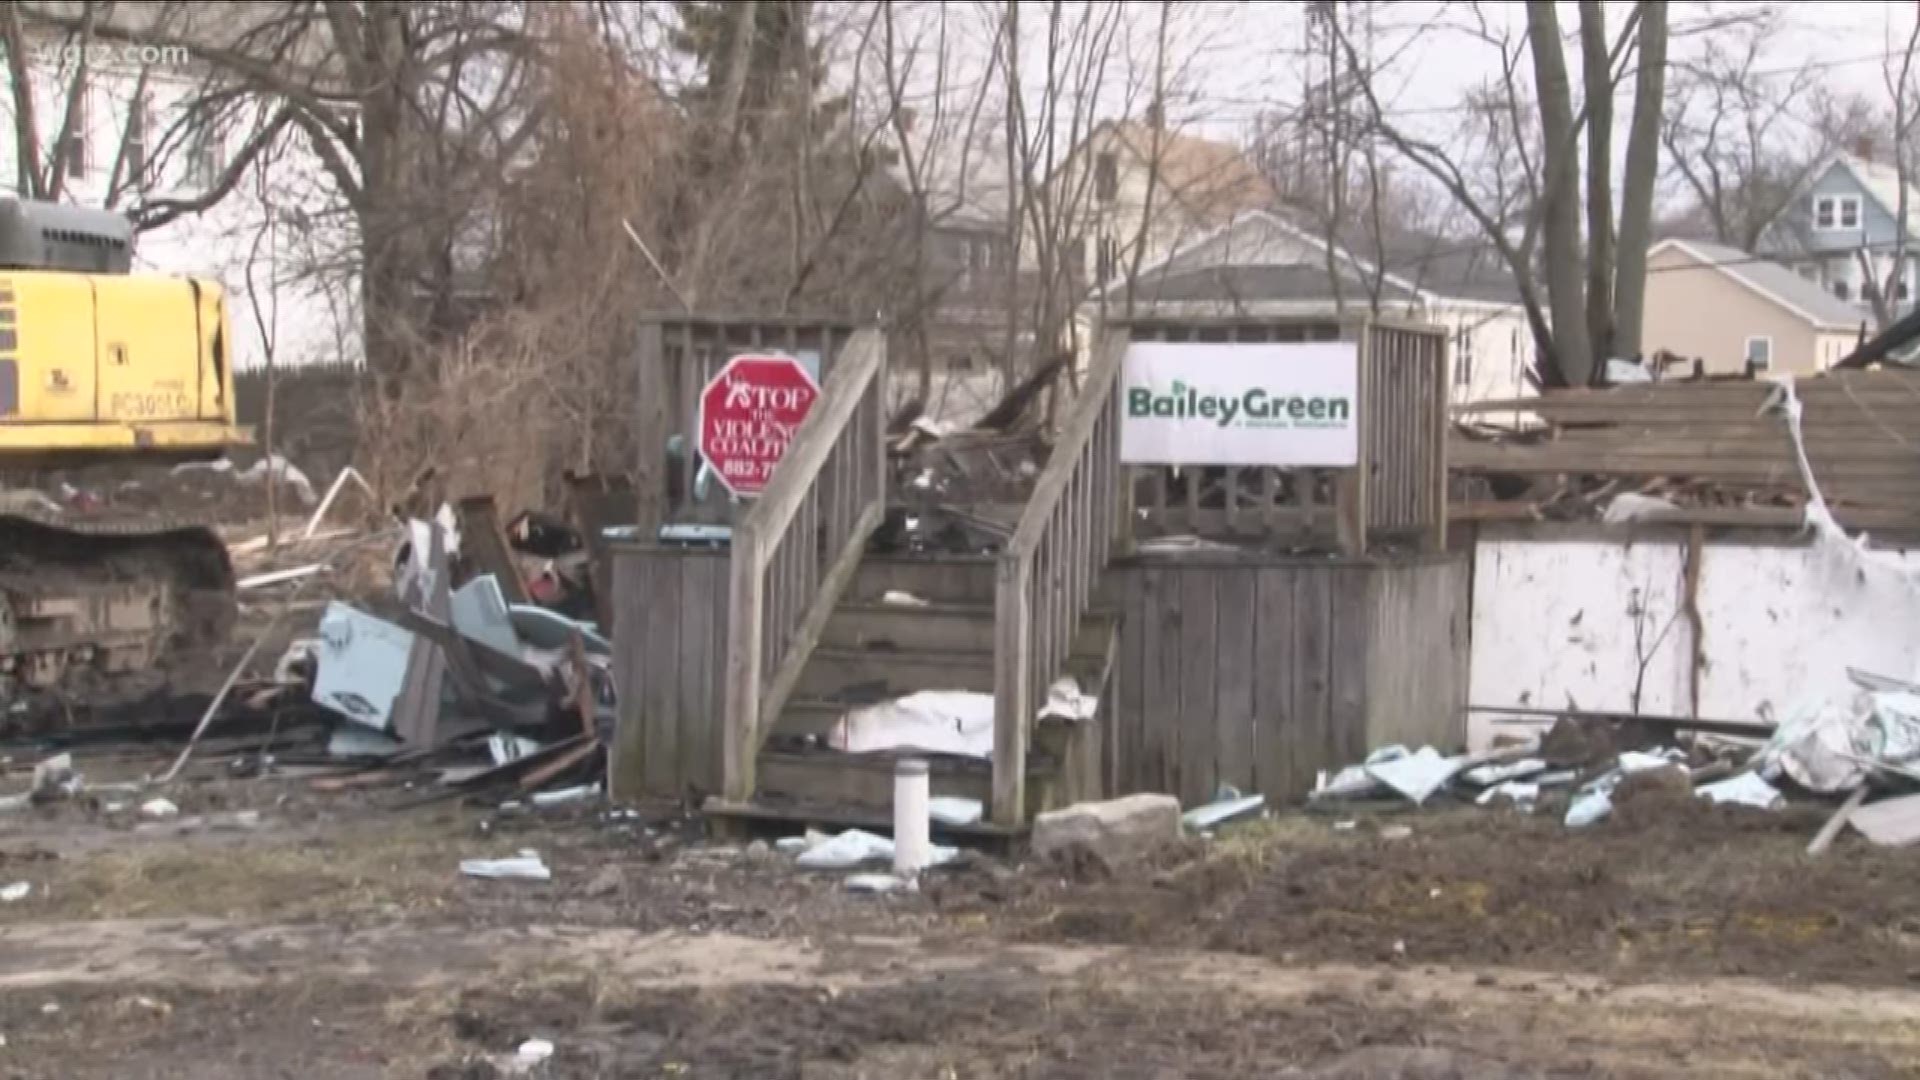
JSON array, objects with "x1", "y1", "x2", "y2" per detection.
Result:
[
  {"x1": 1366, "y1": 746, "x2": 1466, "y2": 805},
  {"x1": 515, "y1": 1039, "x2": 555, "y2": 1067},
  {"x1": 845, "y1": 873, "x2": 908, "y2": 894},
  {"x1": 1565, "y1": 787, "x2": 1613, "y2": 828},
  {"x1": 0, "y1": 882, "x2": 29, "y2": 902},
  {"x1": 793, "y1": 829, "x2": 956, "y2": 870},
  {"x1": 461, "y1": 851, "x2": 551, "y2": 881},
  {"x1": 928, "y1": 797, "x2": 984, "y2": 826},
  {"x1": 1696, "y1": 772, "x2": 1784, "y2": 810},
  {"x1": 1462, "y1": 758, "x2": 1548, "y2": 787},
  {"x1": 139, "y1": 798, "x2": 179, "y2": 820},
  {"x1": 1475, "y1": 781, "x2": 1540, "y2": 811},
  {"x1": 1181, "y1": 794, "x2": 1266, "y2": 831}
]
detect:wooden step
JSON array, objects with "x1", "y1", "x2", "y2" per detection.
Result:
[
  {"x1": 820, "y1": 601, "x2": 996, "y2": 653},
  {"x1": 796, "y1": 645, "x2": 995, "y2": 699},
  {"x1": 848, "y1": 555, "x2": 997, "y2": 604}
]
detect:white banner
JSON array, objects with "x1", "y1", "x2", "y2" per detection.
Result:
[{"x1": 1118, "y1": 341, "x2": 1360, "y2": 467}]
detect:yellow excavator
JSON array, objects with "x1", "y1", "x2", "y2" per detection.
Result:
[{"x1": 0, "y1": 196, "x2": 252, "y2": 731}]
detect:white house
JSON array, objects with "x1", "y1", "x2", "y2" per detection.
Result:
[
  {"x1": 0, "y1": 41, "x2": 360, "y2": 371},
  {"x1": 1106, "y1": 209, "x2": 1536, "y2": 404}
]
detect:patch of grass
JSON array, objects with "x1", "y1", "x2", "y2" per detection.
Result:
[{"x1": 0, "y1": 811, "x2": 498, "y2": 922}]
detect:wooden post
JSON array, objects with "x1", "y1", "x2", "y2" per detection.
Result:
[
  {"x1": 1336, "y1": 323, "x2": 1372, "y2": 556},
  {"x1": 721, "y1": 524, "x2": 763, "y2": 804},
  {"x1": 633, "y1": 321, "x2": 669, "y2": 538},
  {"x1": 992, "y1": 555, "x2": 1030, "y2": 827},
  {"x1": 1427, "y1": 328, "x2": 1450, "y2": 552},
  {"x1": 1108, "y1": 331, "x2": 1137, "y2": 558}
]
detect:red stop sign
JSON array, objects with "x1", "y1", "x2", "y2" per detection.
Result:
[{"x1": 697, "y1": 353, "x2": 822, "y2": 497}]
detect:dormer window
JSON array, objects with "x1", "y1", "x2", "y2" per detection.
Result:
[{"x1": 1816, "y1": 194, "x2": 1861, "y2": 231}]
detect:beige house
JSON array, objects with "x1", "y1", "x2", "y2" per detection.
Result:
[
  {"x1": 1643, "y1": 239, "x2": 1867, "y2": 375},
  {"x1": 1048, "y1": 119, "x2": 1275, "y2": 288}
]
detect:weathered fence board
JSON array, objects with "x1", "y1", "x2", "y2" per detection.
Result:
[
  {"x1": 1105, "y1": 553, "x2": 1468, "y2": 805},
  {"x1": 610, "y1": 545, "x2": 731, "y2": 802}
]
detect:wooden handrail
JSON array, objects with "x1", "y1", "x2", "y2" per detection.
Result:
[
  {"x1": 991, "y1": 330, "x2": 1128, "y2": 826},
  {"x1": 721, "y1": 329, "x2": 888, "y2": 802}
]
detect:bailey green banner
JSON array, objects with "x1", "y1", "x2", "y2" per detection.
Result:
[{"x1": 1118, "y1": 341, "x2": 1359, "y2": 466}]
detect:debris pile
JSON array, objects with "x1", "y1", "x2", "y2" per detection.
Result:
[
  {"x1": 1315, "y1": 670, "x2": 1920, "y2": 851},
  {"x1": 1451, "y1": 370, "x2": 1920, "y2": 534}
]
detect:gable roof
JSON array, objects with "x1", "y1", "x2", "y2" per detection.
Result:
[
  {"x1": 1651, "y1": 238, "x2": 1867, "y2": 331},
  {"x1": 1831, "y1": 154, "x2": 1920, "y2": 232},
  {"x1": 1123, "y1": 208, "x2": 1520, "y2": 307}
]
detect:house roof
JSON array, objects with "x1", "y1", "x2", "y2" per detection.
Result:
[
  {"x1": 1127, "y1": 263, "x2": 1418, "y2": 306},
  {"x1": 1123, "y1": 208, "x2": 1520, "y2": 307},
  {"x1": 1651, "y1": 238, "x2": 1867, "y2": 331}
]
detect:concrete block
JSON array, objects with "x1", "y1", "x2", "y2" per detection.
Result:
[{"x1": 1032, "y1": 793, "x2": 1182, "y2": 860}]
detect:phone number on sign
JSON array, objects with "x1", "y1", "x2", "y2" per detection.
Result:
[{"x1": 35, "y1": 43, "x2": 190, "y2": 68}]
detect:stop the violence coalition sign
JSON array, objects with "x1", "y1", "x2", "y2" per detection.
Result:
[{"x1": 697, "y1": 353, "x2": 822, "y2": 497}]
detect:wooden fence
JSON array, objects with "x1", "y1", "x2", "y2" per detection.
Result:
[
  {"x1": 1110, "y1": 316, "x2": 1449, "y2": 553},
  {"x1": 1104, "y1": 551, "x2": 1468, "y2": 805},
  {"x1": 609, "y1": 547, "x2": 730, "y2": 801},
  {"x1": 632, "y1": 315, "x2": 856, "y2": 535},
  {"x1": 610, "y1": 546, "x2": 1470, "y2": 809}
]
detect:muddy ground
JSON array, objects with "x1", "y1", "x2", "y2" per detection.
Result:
[{"x1": 4, "y1": 750, "x2": 1920, "y2": 1078}]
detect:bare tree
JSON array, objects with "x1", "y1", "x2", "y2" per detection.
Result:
[
  {"x1": 1658, "y1": 8, "x2": 1861, "y2": 251},
  {"x1": 1334, "y1": 1, "x2": 1668, "y2": 387}
]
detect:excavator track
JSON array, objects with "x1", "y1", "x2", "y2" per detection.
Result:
[{"x1": 0, "y1": 498, "x2": 237, "y2": 739}]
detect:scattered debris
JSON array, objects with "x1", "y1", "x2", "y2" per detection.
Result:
[
  {"x1": 1697, "y1": 772, "x2": 1785, "y2": 811},
  {"x1": 880, "y1": 590, "x2": 930, "y2": 608},
  {"x1": 0, "y1": 882, "x2": 29, "y2": 903},
  {"x1": 792, "y1": 828, "x2": 958, "y2": 871},
  {"x1": 1038, "y1": 677, "x2": 1099, "y2": 723},
  {"x1": 1181, "y1": 789, "x2": 1266, "y2": 832},
  {"x1": 460, "y1": 851, "x2": 552, "y2": 881},
  {"x1": 1848, "y1": 793, "x2": 1920, "y2": 847},
  {"x1": 928, "y1": 797, "x2": 985, "y2": 826},
  {"x1": 845, "y1": 873, "x2": 910, "y2": 895},
  {"x1": 530, "y1": 783, "x2": 600, "y2": 808},
  {"x1": 139, "y1": 798, "x2": 179, "y2": 821},
  {"x1": 828, "y1": 691, "x2": 993, "y2": 758}
]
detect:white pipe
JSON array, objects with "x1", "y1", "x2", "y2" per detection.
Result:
[{"x1": 893, "y1": 758, "x2": 931, "y2": 874}]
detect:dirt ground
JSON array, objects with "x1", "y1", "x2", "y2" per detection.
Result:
[{"x1": 4, "y1": 754, "x2": 1920, "y2": 1078}]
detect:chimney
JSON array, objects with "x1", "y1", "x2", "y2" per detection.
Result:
[{"x1": 1853, "y1": 134, "x2": 1877, "y2": 162}]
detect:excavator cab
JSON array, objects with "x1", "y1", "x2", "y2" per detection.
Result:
[{"x1": 0, "y1": 197, "x2": 249, "y2": 467}]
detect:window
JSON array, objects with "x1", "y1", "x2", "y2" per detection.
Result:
[
  {"x1": 1095, "y1": 234, "x2": 1118, "y2": 283},
  {"x1": 124, "y1": 90, "x2": 150, "y2": 191},
  {"x1": 1744, "y1": 336, "x2": 1773, "y2": 371},
  {"x1": 1833, "y1": 278, "x2": 1852, "y2": 301},
  {"x1": 1453, "y1": 327, "x2": 1476, "y2": 388},
  {"x1": 56, "y1": 83, "x2": 89, "y2": 178},
  {"x1": 187, "y1": 124, "x2": 223, "y2": 189},
  {"x1": 1094, "y1": 151, "x2": 1118, "y2": 203},
  {"x1": 1815, "y1": 194, "x2": 1861, "y2": 231},
  {"x1": 1797, "y1": 264, "x2": 1820, "y2": 282}
]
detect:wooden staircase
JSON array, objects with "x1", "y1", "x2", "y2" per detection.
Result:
[
  {"x1": 709, "y1": 328, "x2": 1129, "y2": 834},
  {"x1": 716, "y1": 557, "x2": 1115, "y2": 832}
]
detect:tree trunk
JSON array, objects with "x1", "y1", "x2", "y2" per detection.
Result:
[
  {"x1": 1526, "y1": 1, "x2": 1593, "y2": 387},
  {"x1": 1578, "y1": 1, "x2": 1614, "y2": 363},
  {"x1": 360, "y1": 4, "x2": 417, "y2": 393},
  {"x1": 0, "y1": 5, "x2": 44, "y2": 196},
  {"x1": 1613, "y1": 1, "x2": 1668, "y2": 361}
]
